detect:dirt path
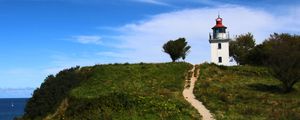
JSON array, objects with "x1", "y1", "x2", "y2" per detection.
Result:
[{"x1": 183, "y1": 65, "x2": 214, "y2": 120}]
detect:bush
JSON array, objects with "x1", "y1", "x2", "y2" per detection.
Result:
[
  {"x1": 264, "y1": 33, "x2": 300, "y2": 92},
  {"x1": 23, "y1": 66, "x2": 92, "y2": 119}
]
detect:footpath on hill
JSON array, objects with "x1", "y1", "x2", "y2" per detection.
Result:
[{"x1": 183, "y1": 65, "x2": 215, "y2": 120}]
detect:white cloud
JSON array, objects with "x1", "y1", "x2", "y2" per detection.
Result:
[
  {"x1": 131, "y1": 0, "x2": 223, "y2": 6},
  {"x1": 191, "y1": 0, "x2": 222, "y2": 6},
  {"x1": 71, "y1": 35, "x2": 102, "y2": 44},
  {"x1": 107, "y1": 5, "x2": 300, "y2": 64},
  {"x1": 132, "y1": 0, "x2": 171, "y2": 6},
  {"x1": 50, "y1": 5, "x2": 300, "y2": 74}
]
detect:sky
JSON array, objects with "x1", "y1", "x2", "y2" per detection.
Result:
[{"x1": 0, "y1": 0, "x2": 299, "y2": 98}]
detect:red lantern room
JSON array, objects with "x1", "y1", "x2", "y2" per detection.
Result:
[
  {"x1": 212, "y1": 15, "x2": 227, "y2": 33},
  {"x1": 209, "y1": 15, "x2": 229, "y2": 40}
]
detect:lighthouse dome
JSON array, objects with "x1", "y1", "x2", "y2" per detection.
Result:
[{"x1": 212, "y1": 16, "x2": 226, "y2": 29}]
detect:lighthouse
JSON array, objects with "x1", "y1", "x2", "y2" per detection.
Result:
[{"x1": 209, "y1": 15, "x2": 230, "y2": 66}]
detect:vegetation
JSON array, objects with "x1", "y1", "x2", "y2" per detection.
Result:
[
  {"x1": 244, "y1": 33, "x2": 300, "y2": 92},
  {"x1": 231, "y1": 33, "x2": 299, "y2": 92},
  {"x1": 163, "y1": 38, "x2": 191, "y2": 62},
  {"x1": 244, "y1": 44, "x2": 267, "y2": 66},
  {"x1": 22, "y1": 62, "x2": 200, "y2": 119},
  {"x1": 22, "y1": 32, "x2": 299, "y2": 119},
  {"x1": 194, "y1": 63, "x2": 300, "y2": 119},
  {"x1": 23, "y1": 66, "x2": 92, "y2": 119},
  {"x1": 229, "y1": 33, "x2": 255, "y2": 65},
  {"x1": 263, "y1": 33, "x2": 300, "y2": 92}
]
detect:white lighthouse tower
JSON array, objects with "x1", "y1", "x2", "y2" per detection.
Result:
[{"x1": 209, "y1": 15, "x2": 230, "y2": 66}]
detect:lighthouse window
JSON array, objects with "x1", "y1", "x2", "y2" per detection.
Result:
[
  {"x1": 220, "y1": 28, "x2": 225, "y2": 33},
  {"x1": 218, "y1": 57, "x2": 222, "y2": 63},
  {"x1": 218, "y1": 43, "x2": 222, "y2": 49}
]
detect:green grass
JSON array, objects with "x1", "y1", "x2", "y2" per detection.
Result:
[
  {"x1": 194, "y1": 63, "x2": 300, "y2": 120},
  {"x1": 48, "y1": 62, "x2": 200, "y2": 120}
]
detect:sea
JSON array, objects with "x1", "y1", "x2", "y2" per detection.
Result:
[{"x1": 0, "y1": 98, "x2": 28, "y2": 120}]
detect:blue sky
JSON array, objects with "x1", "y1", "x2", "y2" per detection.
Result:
[{"x1": 0, "y1": 0, "x2": 299, "y2": 98}]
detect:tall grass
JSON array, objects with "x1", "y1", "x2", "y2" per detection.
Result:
[
  {"x1": 194, "y1": 63, "x2": 300, "y2": 119},
  {"x1": 44, "y1": 62, "x2": 199, "y2": 119}
]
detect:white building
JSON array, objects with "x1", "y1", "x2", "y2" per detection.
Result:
[{"x1": 209, "y1": 15, "x2": 230, "y2": 66}]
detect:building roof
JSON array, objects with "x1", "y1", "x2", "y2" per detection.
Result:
[{"x1": 212, "y1": 16, "x2": 227, "y2": 29}]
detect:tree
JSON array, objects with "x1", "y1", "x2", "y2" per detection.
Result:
[
  {"x1": 263, "y1": 33, "x2": 300, "y2": 92},
  {"x1": 23, "y1": 66, "x2": 89, "y2": 119},
  {"x1": 229, "y1": 33, "x2": 256, "y2": 65},
  {"x1": 181, "y1": 43, "x2": 191, "y2": 61},
  {"x1": 163, "y1": 38, "x2": 191, "y2": 62},
  {"x1": 245, "y1": 44, "x2": 269, "y2": 66}
]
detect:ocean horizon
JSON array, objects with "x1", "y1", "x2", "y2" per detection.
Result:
[{"x1": 0, "y1": 98, "x2": 28, "y2": 120}]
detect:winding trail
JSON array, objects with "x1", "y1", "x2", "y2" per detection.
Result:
[{"x1": 183, "y1": 65, "x2": 214, "y2": 120}]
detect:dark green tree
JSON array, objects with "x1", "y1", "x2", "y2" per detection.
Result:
[
  {"x1": 229, "y1": 33, "x2": 256, "y2": 65},
  {"x1": 163, "y1": 38, "x2": 191, "y2": 62},
  {"x1": 263, "y1": 33, "x2": 300, "y2": 92},
  {"x1": 245, "y1": 44, "x2": 269, "y2": 66},
  {"x1": 23, "y1": 66, "x2": 92, "y2": 119}
]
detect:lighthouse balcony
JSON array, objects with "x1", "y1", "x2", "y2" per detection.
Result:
[{"x1": 209, "y1": 32, "x2": 230, "y2": 40}]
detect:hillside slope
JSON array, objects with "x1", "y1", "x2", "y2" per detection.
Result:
[
  {"x1": 22, "y1": 62, "x2": 200, "y2": 120},
  {"x1": 194, "y1": 63, "x2": 300, "y2": 119}
]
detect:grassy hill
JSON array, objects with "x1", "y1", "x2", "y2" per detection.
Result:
[
  {"x1": 22, "y1": 62, "x2": 200, "y2": 120},
  {"x1": 194, "y1": 63, "x2": 300, "y2": 119},
  {"x1": 22, "y1": 62, "x2": 300, "y2": 120}
]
